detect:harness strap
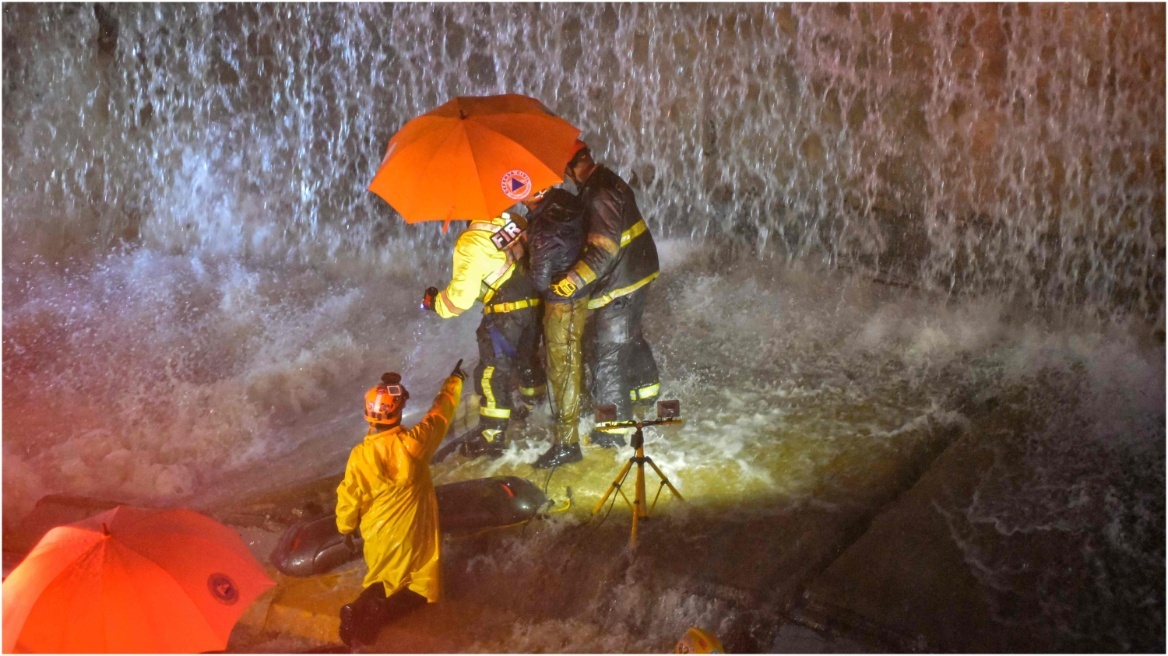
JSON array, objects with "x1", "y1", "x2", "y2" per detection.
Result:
[{"x1": 483, "y1": 298, "x2": 542, "y2": 314}]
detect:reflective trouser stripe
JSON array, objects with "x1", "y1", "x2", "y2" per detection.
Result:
[
  {"x1": 587, "y1": 271, "x2": 660, "y2": 310},
  {"x1": 520, "y1": 384, "x2": 547, "y2": 398},
  {"x1": 479, "y1": 366, "x2": 510, "y2": 419},
  {"x1": 480, "y1": 406, "x2": 511, "y2": 419},
  {"x1": 629, "y1": 382, "x2": 660, "y2": 401},
  {"x1": 478, "y1": 364, "x2": 502, "y2": 410}
]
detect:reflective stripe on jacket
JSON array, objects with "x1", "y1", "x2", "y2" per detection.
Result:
[{"x1": 335, "y1": 375, "x2": 462, "y2": 601}]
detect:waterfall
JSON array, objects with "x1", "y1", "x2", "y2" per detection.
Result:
[{"x1": 3, "y1": 3, "x2": 1163, "y2": 320}]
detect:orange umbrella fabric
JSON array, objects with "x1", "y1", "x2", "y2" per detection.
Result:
[
  {"x1": 369, "y1": 94, "x2": 581, "y2": 223},
  {"x1": 2, "y1": 505, "x2": 275, "y2": 654}
]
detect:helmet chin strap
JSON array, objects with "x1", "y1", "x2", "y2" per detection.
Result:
[{"x1": 369, "y1": 414, "x2": 402, "y2": 433}]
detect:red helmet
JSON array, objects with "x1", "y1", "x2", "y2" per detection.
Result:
[
  {"x1": 567, "y1": 139, "x2": 591, "y2": 168},
  {"x1": 364, "y1": 372, "x2": 409, "y2": 423}
]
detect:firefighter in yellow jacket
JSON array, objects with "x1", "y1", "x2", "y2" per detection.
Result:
[
  {"x1": 422, "y1": 212, "x2": 546, "y2": 458},
  {"x1": 335, "y1": 361, "x2": 465, "y2": 648}
]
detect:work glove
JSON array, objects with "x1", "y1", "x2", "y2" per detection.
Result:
[
  {"x1": 343, "y1": 532, "x2": 357, "y2": 553},
  {"x1": 421, "y1": 286, "x2": 439, "y2": 312},
  {"x1": 550, "y1": 272, "x2": 582, "y2": 298},
  {"x1": 450, "y1": 358, "x2": 467, "y2": 381}
]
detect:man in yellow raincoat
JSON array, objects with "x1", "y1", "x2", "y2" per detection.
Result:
[
  {"x1": 423, "y1": 212, "x2": 546, "y2": 458},
  {"x1": 335, "y1": 361, "x2": 466, "y2": 648}
]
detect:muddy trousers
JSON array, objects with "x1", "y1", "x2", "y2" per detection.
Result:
[
  {"x1": 585, "y1": 284, "x2": 660, "y2": 421},
  {"x1": 544, "y1": 297, "x2": 589, "y2": 446},
  {"x1": 339, "y1": 585, "x2": 426, "y2": 647},
  {"x1": 474, "y1": 307, "x2": 547, "y2": 434}
]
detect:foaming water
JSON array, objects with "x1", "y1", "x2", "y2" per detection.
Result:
[
  {"x1": 2, "y1": 244, "x2": 479, "y2": 520},
  {"x1": 2, "y1": 3, "x2": 1164, "y2": 652}
]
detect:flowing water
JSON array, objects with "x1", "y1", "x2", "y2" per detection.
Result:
[{"x1": 2, "y1": 3, "x2": 1163, "y2": 652}]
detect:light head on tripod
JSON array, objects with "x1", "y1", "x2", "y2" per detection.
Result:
[{"x1": 594, "y1": 399, "x2": 684, "y2": 432}]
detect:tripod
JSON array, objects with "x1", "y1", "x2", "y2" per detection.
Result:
[{"x1": 591, "y1": 417, "x2": 685, "y2": 549}]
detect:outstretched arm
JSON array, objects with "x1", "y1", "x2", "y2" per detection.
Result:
[
  {"x1": 557, "y1": 185, "x2": 624, "y2": 295},
  {"x1": 436, "y1": 234, "x2": 495, "y2": 318},
  {"x1": 414, "y1": 372, "x2": 464, "y2": 459}
]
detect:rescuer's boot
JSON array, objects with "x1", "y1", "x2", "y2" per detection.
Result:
[
  {"x1": 460, "y1": 418, "x2": 507, "y2": 459},
  {"x1": 532, "y1": 442, "x2": 582, "y2": 469},
  {"x1": 339, "y1": 601, "x2": 379, "y2": 650},
  {"x1": 510, "y1": 403, "x2": 530, "y2": 423},
  {"x1": 339, "y1": 604, "x2": 356, "y2": 648},
  {"x1": 632, "y1": 398, "x2": 658, "y2": 421},
  {"x1": 511, "y1": 388, "x2": 545, "y2": 422}
]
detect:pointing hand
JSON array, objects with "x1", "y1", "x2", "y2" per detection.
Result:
[{"x1": 450, "y1": 359, "x2": 468, "y2": 381}]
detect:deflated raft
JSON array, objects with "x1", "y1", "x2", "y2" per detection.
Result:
[{"x1": 269, "y1": 476, "x2": 549, "y2": 577}]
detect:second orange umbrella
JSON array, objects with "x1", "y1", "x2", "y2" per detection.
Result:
[
  {"x1": 369, "y1": 94, "x2": 582, "y2": 223},
  {"x1": 2, "y1": 505, "x2": 275, "y2": 654}
]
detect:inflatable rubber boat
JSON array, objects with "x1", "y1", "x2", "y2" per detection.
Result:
[{"x1": 269, "y1": 476, "x2": 550, "y2": 577}]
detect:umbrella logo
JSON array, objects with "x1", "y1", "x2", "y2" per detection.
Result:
[
  {"x1": 208, "y1": 572, "x2": 240, "y2": 604},
  {"x1": 501, "y1": 170, "x2": 533, "y2": 200}
]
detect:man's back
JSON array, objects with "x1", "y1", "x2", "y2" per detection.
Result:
[{"x1": 527, "y1": 188, "x2": 588, "y2": 298}]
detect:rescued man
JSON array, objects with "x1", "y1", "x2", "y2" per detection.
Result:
[
  {"x1": 423, "y1": 212, "x2": 546, "y2": 458},
  {"x1": 335, "y1": 361, "x2": 466, "y2": 649},
  {"x1": 522, "y1": 185, "x2": 591, "y2": 469},
  {"x1": 553, "y1": 141, "x2": 662, "y2": 447}
]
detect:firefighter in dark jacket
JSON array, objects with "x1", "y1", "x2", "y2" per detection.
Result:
[
  {"x1": 522, "y1": 187, "x2": 590, "y2": 469},
  {"x1": 422, "y1": 213, "x2": 546, "y2": 458},
  {"x1": 553, "y1": 142, "x2": 661, "y2": 447}
]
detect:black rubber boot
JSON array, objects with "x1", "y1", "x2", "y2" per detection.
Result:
[
  {"x1": 340, "y1": 585, "x2": 393, "y2": 650},
  {"x1": 339, "y1": 603, "x2": 356, "y2": 649},
  {"x1": 460, "y1": 427, "x2": 505, "y2": 459},
  {"x1": 532, "y1": 442, "x2": 583, "y2": 469},
  {"x1": 632, "y1": 398, "x2": 659, "y2": 420},
  {"x1": 459, "y1": 417, "x2": 507, "y2": 459}
]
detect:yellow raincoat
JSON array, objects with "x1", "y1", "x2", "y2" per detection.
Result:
[
  {"x1": 434, "y1": 214, "x2": 526, "y2": 318},
  {"x1": 335, "y1": 375, "x2": 462, "y2": 601}
]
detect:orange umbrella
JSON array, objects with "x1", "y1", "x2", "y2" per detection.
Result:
[
  {"x1": 2, "y1": 505, "x2": 275, "y2": 654},
  {"x1": 369, "y1": 94, "x2": 581, "y2": 224}
]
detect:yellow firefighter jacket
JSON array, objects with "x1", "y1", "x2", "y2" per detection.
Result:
[
  {"x1": 435, "y1": 214, "x2": 536, "y2": 318},
  {"x1": 335, "y1": 375, "x2": 463, "y2": 600}
]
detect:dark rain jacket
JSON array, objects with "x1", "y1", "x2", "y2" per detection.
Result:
[
  {"x1": 526, "y1": 189, "x2": 588, "y2": 304},
  {"x1": 565, "y1": 165, "x2": 660, "y2": 310}
]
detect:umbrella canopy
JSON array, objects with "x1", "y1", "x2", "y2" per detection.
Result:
[
  {"x1": 2, "y1": 505, "x2": 275, "y2": 654},
  {"x1": 369, "y1": 94, "x2": 581, "y2": 223}
]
